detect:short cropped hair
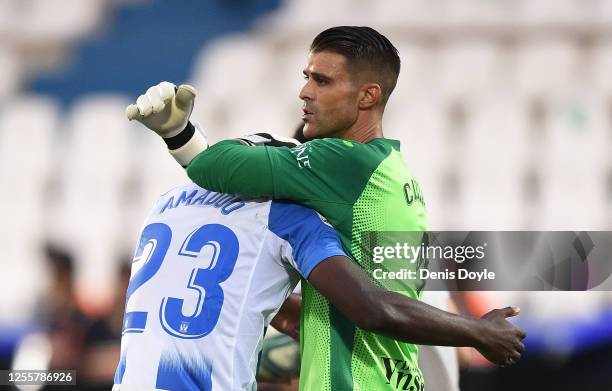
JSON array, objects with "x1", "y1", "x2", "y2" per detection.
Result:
[{"x1": 310, "y1": 26, "x2": 400, "y2": 105}]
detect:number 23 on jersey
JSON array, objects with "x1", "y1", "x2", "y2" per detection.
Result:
[{"x1": 123, "y1": 223, "x2": 239, "y2": 339}]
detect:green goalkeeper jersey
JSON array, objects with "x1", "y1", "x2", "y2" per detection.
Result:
[{"x1": 187, "y1": 137, "x2": 428, "y2": 391}]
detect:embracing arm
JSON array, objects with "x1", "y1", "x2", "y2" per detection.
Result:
[
  {"x1": 125, "y1": 81, "x2": 285, "y2": 196},
  {"x1": 127, "y1": 82, "x2": 359, "y2": 209},
  {"x1": 309, "y1": 256, "x2": 526, "y2": 366},
  {"x1": 186, "y1": 140, "x2": 278, "y2": 197}
]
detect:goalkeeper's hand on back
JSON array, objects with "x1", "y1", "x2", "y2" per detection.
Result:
[{"x1": 126, "y1": 81, "x2": 207, "y2": 166}]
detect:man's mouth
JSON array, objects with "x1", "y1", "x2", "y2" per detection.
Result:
[{"x1": 302, "y1": 109, "x2": 313, "y2": 121}]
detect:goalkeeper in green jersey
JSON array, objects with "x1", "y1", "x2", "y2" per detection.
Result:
[{"x1": 127, "y1": 26, "x2": 526, "y2": 390}]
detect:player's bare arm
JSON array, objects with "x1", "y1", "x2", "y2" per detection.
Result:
[
  {"x1": 308, "y1": 255, "x2": 526, "y2": 367},
  {"x1": 270, "y1": 293, "x2": 301, "y2": 341}
]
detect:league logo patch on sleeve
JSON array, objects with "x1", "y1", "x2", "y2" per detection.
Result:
[{"x1": 315, "y1": 211, "x2": 333, "y2": 228}]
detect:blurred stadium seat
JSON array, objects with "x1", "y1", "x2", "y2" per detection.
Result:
[
  {"x1": 0, "y1": 46, "x2": 23, "y2": 104},
  {"x1": 515, "y1": 39, "x2": 579, "y2": 101},
  {"x1": 16, "y1": 0, "x2": 104, "y2": 44},
  {"x1": 593, "y1": 41, "x2": 612, "y2": 98},
  {"x1": 519, "y1": 0, "x2": 580, "y2": 27},
  {"x1": 0, "y1": 96, "x2": 59, "y2": 323}
]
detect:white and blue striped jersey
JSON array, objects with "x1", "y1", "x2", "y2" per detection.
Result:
[{"x1": 113, "y1": 183, "x2": 346, "y2": 391}]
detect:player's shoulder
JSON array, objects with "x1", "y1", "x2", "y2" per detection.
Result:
[
  {"x1": 267, "y1": 201, "x2": 332, "y2": 236},
  {"x1": 313, "y1": 137, "x2": 398, "y2": 156},
  {"x1": 304, "y1": 137, "x2": 398, "y2": 173},
  {"x1": 368, "y1": 137, "x2": 401, "y2": 152},
  {"x1": 306, "y1": 137, "x2": 362, "y2": 152},
  {"x1": 310, "y1": 136, "x2": 398, "y2": 147}
]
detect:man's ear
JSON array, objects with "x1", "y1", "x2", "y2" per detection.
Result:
[{"x1": 358, "y1": 83, "x2": 382, "y2": 110}]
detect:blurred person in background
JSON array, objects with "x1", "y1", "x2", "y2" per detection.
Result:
[
  {"x1": 38, "y1": 244, "x2": 90, "y2": 374},
  {"x1": 78, "y1": 261, "x2": 131, "y2": 390},
  {"x1": 461, "y1": 291, "x2": 612, "y2": 391},
  {"x1": 10, "y1": 244, "x2": 93, "y2": 390}
]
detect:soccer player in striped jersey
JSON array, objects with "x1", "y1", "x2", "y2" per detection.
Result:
[{"x1": 112, "y1": 181, "x2": 350, "y2": 390}]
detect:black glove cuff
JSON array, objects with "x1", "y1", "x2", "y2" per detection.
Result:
[
  {"x1": 164, "y1": 122, "x2": 195, "y2": 150},
  {"x1": 254, "y1": 133, "x2": 296, "y2": 148}
]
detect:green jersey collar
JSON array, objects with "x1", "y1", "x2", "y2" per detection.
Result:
[{"x1": 367, "y1": 137, "x2": 401, "y2": 151}]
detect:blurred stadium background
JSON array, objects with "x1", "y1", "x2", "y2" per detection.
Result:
[{"x1": 1, "y1": 0, "x2": 611, "y2": 390}]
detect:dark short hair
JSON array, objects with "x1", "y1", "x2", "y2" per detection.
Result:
[
  {"x1": 310, "y1": 26, "x2": 400, "y2": 104},
  {"x1": 44, "y1": 243, "x2": 74, "y2": 275}
]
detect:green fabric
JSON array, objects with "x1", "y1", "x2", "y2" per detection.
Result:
[
  {"x1": 299, "y1": 281, "x2": 333, "y2": 390},
  {"x1": 330, "y1": 304, "x2": 356, "y2": 390},
  {"x1": 347, "y1": 148, "x2": 427, "y2": 390},
  {"x1": 187, "y1": 137, "x2": 428, "y2": 390}
]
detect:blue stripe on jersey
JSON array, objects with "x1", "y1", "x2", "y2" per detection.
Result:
[
  {"x1": 155, "y1": 351, "x2": 212, "y2": 391},
  {"x1": 268, "y1": 201, "x2": 347, "y2": 278},
  {"x1": 114, "y1": 352, "x2": 126, "y2": 384}
]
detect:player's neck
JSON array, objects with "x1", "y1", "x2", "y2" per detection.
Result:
[{"x1": 340, "y1": 114, "x2": 383, "y2": 143}]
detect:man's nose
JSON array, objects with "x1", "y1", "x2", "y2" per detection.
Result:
[{"x1": 299, "y1": 81, "x2": 313, "y2": 101}]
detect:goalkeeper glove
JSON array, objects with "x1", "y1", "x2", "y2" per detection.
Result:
[{"x1": 127, "y1": 81, "x2": 208, "y2": 166}]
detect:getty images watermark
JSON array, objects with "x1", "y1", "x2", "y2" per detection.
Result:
[
  {"x1": 371, "y1": 241, "x2": 494, "y2": 282},
  {"x1": 362, "y1": 231, "x2": 612, "y2": 291}
]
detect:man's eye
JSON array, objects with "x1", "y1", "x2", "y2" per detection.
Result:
[{"x1": 303, "y1": 75, "x2": 309, "y2": 80}]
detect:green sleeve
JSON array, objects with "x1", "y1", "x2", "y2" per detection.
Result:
[
  {"x1": 187, "y1": 140, "x2": 276, "y2": 198},
  {"x1": 186, "y1": 138, "x2": 379, "y2": 222}
]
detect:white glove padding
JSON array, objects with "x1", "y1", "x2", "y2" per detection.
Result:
[
  {"x1": 237, "y1": 133, "x2": 301, "y2": 148},
  {"x1": 126, "y1": 81, "x2": 197, "y2": 138}
]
